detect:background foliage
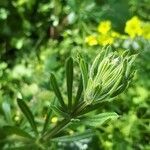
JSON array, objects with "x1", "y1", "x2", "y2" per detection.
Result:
[{"x1": 0, "y1": 0, "x2": 150, "y2": 149}]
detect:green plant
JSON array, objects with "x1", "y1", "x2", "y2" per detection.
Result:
[{"x1": 1, "y1": 46, "x2": 136, "y2": 149}]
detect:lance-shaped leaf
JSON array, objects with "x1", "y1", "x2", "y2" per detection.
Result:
[
  {"x1": 52, "y1": 130, "x2": 95, "y2": 142},
  {"x1": 90, "y1": 51, "x2": 103, "y2": 78},
  {"x1": 79, "y1": 59, "x2": 88, "y2": 91},
  {"x1": 80, "y1": 112, "x2": 119, "y2": 127},
  {"x1": 125, "y1": 54, "x2": 137, "y2": 77},
  {"x1": 50, "y1": 73, "x2": 66, "y2": 109},
  {"x1": 42, "y1": 99, "x2": 55, "y2": 134},
  {"x1": 50, "y1": 105, "x2": 70, "y2": 118},
  {"x1": 5, "y1": 145, "x2": 36, "y2": 150},
  {"x1": 2, "y1": 102, "x2": 13, "y2": 125},
  {"x1": 66, "y1": 57, "x2": 73, "y2": 110},
  {"x1": 17, "y1": 99, "x2": 38, "y2": 135},
  {"x1": 75, "y1": 76, "x2": 83, "y2": 106},
  {"x1": 43, "y1": 119, "x2": 71, "y2": 140},
  {"x1": 111, "y1": 81, "x2": 128, "y2": 97},
  {"x1": 79, "y1": 100, "x2": 108, "y2": 115},
  {"x1": 3, "y1": 126, "x2": 33, "y2": 139},
  {"x1": 103, "y1": 45, "x2": 112, "y2": 58}
]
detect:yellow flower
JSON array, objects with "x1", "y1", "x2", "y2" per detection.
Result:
[
  {"x1": 125, "y1": 16, "x2": 143, "y2": 38},
  {"x1": 98, "y1": 35, "x2": 114, "y2": 46},
  {"x1": 97, "y1": 21, "x2": 111, "y2": 34},
  {"x1": 85, "y1": 35, "x2": 98, "y2": 46},
  {"x1": 142, "y1": 22, "x2": 150, "y2": 39}
]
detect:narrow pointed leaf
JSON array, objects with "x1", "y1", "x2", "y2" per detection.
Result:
[
  {"x1": 43, "y1": 119, "x2": 70, "y2": 140},
  {"x1": 42, "y1": 99, "x2": 55, "y2": 134},
  {"x1": 4, "y1": 145, "x2": 36, "y2": 150},
  {"x1": 79, "y1": 59, "x2": 88, "y2": 91},
  {"x1": 93, "y1": 83, "x2": 102, "y2": 99},
  {"x1": 90, "y1": 51, "x2": 103, "y2": 78},
  {"x1": 52, "y1": 130, "x2": 95, "y2": 142},
  {"x1": 75, "y1": 76, "x2": 83, "y2": 105},
  {"x1": 66, "y1": 57, "x2": 73, "y2": 109},
  {"x1": 126, "y1": 54, "x2": 137, "y2": 77},
  {"x1": 104, "y1": 45, "x2": 112, "y2": 58},
  {"x1": 2, "y1": 102, "x2": 13, "y2": 124},
  {"x1": 3, "y1": 125, "x2": 33, "y2": 139},
  {"x1": 80, "y1": 112, "x2": 119, "y2": 127},
  {"x1": 17, "y1": 99, "x2": 37, "y2": 135},
  {"x1": 111, "y1": 82, "x2": 128, "y2": 97},
  {"x1": 50, "y1": 105, "x2": 70, "y2": 118},
  {"x1": 50, "y1": 73, "x2": 66, "y2": 108},
  {"x1": 79, "y1": 100, "x2": 108, "y2": 115},
  {"x1": 42, "y1": 108, "x2": 52, "y2": 135}
]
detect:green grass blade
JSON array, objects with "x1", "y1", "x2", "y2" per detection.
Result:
[
  {"x1": 17, "y1": 99, "x2": 38, "y2": 135},
  {"x1": 50, "y1": 73, "x2": 66, "y2": 109},
  {"x1": 66, "y1": 57, "x2": 73, "y2": 110}
]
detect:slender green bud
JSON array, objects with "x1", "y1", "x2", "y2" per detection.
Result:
[{"x1": 82, "y1": 46, "x2": 136, "y2": 104}]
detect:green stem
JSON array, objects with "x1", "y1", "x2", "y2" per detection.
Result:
[
  {"x1": 71, "y1": 101, "x2": 88, "y2": 117},
  {"x1": 41, "y1": 101, "x2": 89, "y2": 143},
  {"x1": 42, "y1": 119, "x2": 70, "y2": 141}
]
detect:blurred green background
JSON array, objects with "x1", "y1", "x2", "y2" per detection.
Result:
[{"x1": 0, "y1": 0, "x2": 150, "y2": 149}]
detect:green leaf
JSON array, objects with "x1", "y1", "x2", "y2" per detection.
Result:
[
  {"x1": 50, "y1": 105, "x2": 70, "y2": 118},
  {"x1": 17, "y1": 99, "x2": 38, "y2": 135},
  {"x1": 52, "y1": 130, "x2": 95, "y2": 142},
  {"x1": 75, "y1": 76, "x2": 83, "y2": 105},
  {"x1": 104, "y1": 45, "x2": 112, "y2": 58},
  {"x1": 79, "y1": 59, "x2": 88, "y2": 91},
  {"x1": 126, "y1": 54, "x2": 137, "y2": 77},
  {"x1": 93, "y1": 83, "x2": 102, "y2": 100},
  {"x1": 80, "y1": 112, "x2": 118, "y2": 127},
  {"x1": 111, "y1": 81, "x2": 128, "y2": 97},
  {"x1": 66, "y1": 57, "x2": 73, "y2": 110},
  {"x1": 4, "y1": 145, "x2": 36, "y2": 150},
  {"x1": 43, "y1": 119, "x2": 71, "y2": 140},
  {"x1": 2, "y1": 102, "x2": 13, "y2": 124},
  {"x1": 79, "y1": 100, "x2": 107, "y2": 115},
  {"x1": 3, "y1": 126, "x2": 33, "y2": 139},
  {"x1": 108, "y1": 67, "x2": 124, "y2": 95},
  {"x1": 42, "y1": 100, "x2": 55, "y2": 134},
  {"x1": 90, "y1": 51, "x2": 103, "y2": 78},
  {"x1": 50, "y1": 73, "x2": 66, "y2": 109}
]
